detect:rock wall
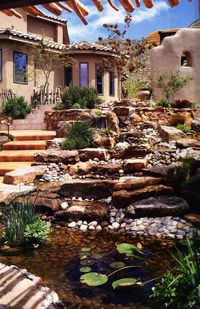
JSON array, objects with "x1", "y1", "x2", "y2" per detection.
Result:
[
  {"x1": 151, "y1": 28, "x2": 200, "y2": 106},
  {"x1": 129, "y1": 107, "x2": 200, "y2": 127}
]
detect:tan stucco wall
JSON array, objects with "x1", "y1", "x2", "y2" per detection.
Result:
[
  {"x1": 71, "y1": 53, "x2": 120, "y2": 101},
  {"x1": 27, "y1": 16, "x2": 57, "y2": 42},
  {"x1": 0, "y1": 9, "x2": 27, "y2": 32},
  {"x1": 0, "y1": 41, "x2": 64, "y2": 102},
  {"x1": 151, "y1": 28, "x2": 200, "y2": 106}
]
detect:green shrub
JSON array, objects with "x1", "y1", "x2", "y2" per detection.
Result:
[
  {"x1": 176, "y1": 123, "x2": 190, "y2": 133},
  {"x1": 3, "y1": 202, "x2": 50, "y2": 247},
  {"x1": 72, "y1": 103, "x2": 81, "y2": 109},
  {"x1": 157, "y1": 98, "x2": 172, "y2": 108},
  {"x1": 61, "y1": 86, "x2": 100, "y2": 109},
  {"x1": 151, "y1": 238, "x2": 200, "y2": 309},
  {"x1": 53, "y1": 103, "x2": 65, "y2": 110},
  {"x1": 24, "y1": 219, "x2": 51, "y2": 245},
  {"x1": 61, "y1": 121, "x2": 93, "y2": 150},
  {"x1": 122, "y1": 80, "x2": 143, "y2": 99},
  {"x1": 2, "y1": 96, "x2": 31, "y2": 119}
]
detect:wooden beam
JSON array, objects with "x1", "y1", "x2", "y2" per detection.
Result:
[{"x1": 0, "y1": 0, "x2": 61, "y2": 10}]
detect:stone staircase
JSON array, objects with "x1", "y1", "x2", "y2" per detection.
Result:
[
  {"x1": 0, "y1": 105, "x2": 55, "y2": 131},
  {"x1": 0, "y1": 130, "x2": 56, "y2": 179}
]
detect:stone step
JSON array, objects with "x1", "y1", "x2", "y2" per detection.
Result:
[
  {"x1": 112, "y1": 185, "x2": 174, "y2": 208},
  {"x1": 60, "y1": 179, "x2": 117, "y2": 199},
  {"x1": 0, "y1": 150, "x2": 40, "y2": 162},
  {"x1": 11, "y1": 124, "x2": 47, "y2": 130},
  {"x1": 3, "y1": 140, "x2": 47, "y2": 150},
  {"x1": 0, "y1": 162, "x2": 33, "y2": 176},
  {"x1": 0, "y1": 130, "x2": 56, "y2": 141}
]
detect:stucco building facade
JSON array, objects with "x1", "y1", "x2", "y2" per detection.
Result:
[
  {"x1": 0, "y1": 9, "x2": 120, "y2": 104},
  {"x1": 151, "y1": 28, "x2": 200, "y2": 107}
]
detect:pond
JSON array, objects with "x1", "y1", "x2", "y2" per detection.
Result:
[{"x1": 0, "y1": 226, "x2": 174, "y2": 309}]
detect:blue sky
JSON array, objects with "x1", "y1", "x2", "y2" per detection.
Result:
[{"x1": 57, "y1": 0, "x2": 198, "y2": 42}]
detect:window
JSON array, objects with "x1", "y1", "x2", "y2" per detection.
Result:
[
  {"x1": 0, "y1": 49, "x2": 2, "y2": 82},
  {"x1": 13, "y1": 51, "x2": 28, "y2": 84},
  {"x1": 109, "y1": 71, "x2": 115, "y2": 96},
  {"x1": 181, "y1": 52, "x2": 192, "y2": 67},
  {"x1": 79, "y1": 62, "x2": 88, "y2": 87},
  {"x1": 96, "y1": 64, "x2": 103, "y2": 95},
  {"x1": 65, "y1": 65, "x2": 72, "y2": 87}
]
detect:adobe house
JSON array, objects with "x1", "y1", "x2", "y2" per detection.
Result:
[
  {"x1": 0, "y1": 9, "x2": 120, "y2": 104},
  {"x1": 151, "y1": 28, "x2": 200, "y2": 106}
]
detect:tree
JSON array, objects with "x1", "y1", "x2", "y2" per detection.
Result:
[
  {"x1": 28, "y1": 39, "x2": 73, "y2": 103},
  {"x1": 97, "y1": 15, "x2": 147, "y2": 80}
]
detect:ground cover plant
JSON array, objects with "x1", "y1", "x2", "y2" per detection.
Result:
[
  {"x1": 2, "y1": 96, "x2": 31, "y2": 119},
  {"x1": 2, "y1": 202, "x2": 51, "y2": 247},
  {"x1": 151, "y1": 238, "x2": 200, "y2": 309},
  {"x1": 62, "y1": 121, "x2": 94, "y2": 149},
  {"x1": 61, "y1": 86, "x2": 100, "y2": 109}
]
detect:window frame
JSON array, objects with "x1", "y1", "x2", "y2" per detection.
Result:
[
  {"x1": 95, "y1": 63, "x2": 104, "y2": 95},
  {"x1": 65, "y1": 65, "x2": 73, "y2": 87},
  {"x1": 109, "y1": 71, "x2": 115, "y2": 97},
  {"x1": 0, "y1": 49, "x2": 2, "y2": 82},
  {"x1": 79, "y1": 62, "x2": 89, "y2": 88},
  {"x1": 13, "y1": 50, "x2": 28, "y2": 85}
]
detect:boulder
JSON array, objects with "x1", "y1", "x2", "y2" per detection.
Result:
[
  {"x1": 176, "y1": 138, "x2": 200, "y2": 149},
  {"x1": 191, "y1": 118, "x2": 200, "y2": 132},
  {"x1": 127, "y1": 195, "x2": 189, "y2": 218},
  {"x1": 0, "y1": 183, "x2": 34, "y2": 204},
  {"x1": 143, "y1": 164, "x2": 177, "y2": 180},
  {"x1": 106, "y1": 111, "x2": 120, "y2": 139},
  {"x1": 184, "y1": 212, "x2": 200, "y2": 227},
  {"x1": 112, "y1": 145, "x2": 149, "y2": 159},
  {"x1": 68, "y1": 162, "x2": 89, "y2": 175},
  {"x1": 55, "y1": 201, "x2": 109, "y2": 221},
  {"x1": 123, "y1": 158, "x2": 148, "y2": 173},
  {"x1": 112, "y1": 185, "x2": 173, "y2": 207},
  {"x1": 92, "y1": 133, "x2": 115, "y2": 149},
  {"x1": 114, "y1": 176, "x2": 163, "y2": 191},
  {"x1": 60, "y1": 179, "x2": 116, "y2": 199},
  {"x1": 113, "y1": 107, "x2": 130, "y2": 117},
  {"x1": 3, "y1": 165, "x2": 46, "y2": 185},
  {"x1": 16, "y1": 191, "x2": 61, "y2": 212},
  {"x1": 136, "y1": 90, "x2": 151, "y2": 101},
  {"x1": 115, "y1": 142, "x2": 130, "y2": 151},
  {"x1": 78, "y1": 148, "x2": 108, "y2": 161},
  {"x1": 35, "y1": 150, "x2": 79, "y2": 164},
  {"x1": 158, "y1": 125, "x2": 186, "y2": 143},
  {"x1": 88, "y1": 163, "x2": 122, "y2": 175}
]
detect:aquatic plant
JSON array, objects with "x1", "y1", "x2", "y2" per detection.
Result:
[
  {"x1": 2, "y1": 202, "x2": 51, "y2": 247},
  {"x1": 79, "y1": 242, "x2": 154, "y2": 289},
  {"x1": 151, "y1": 238, "x2": 200, "y2": 309}
]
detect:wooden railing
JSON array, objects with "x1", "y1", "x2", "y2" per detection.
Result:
[{"x1": 32, "y1": 87, "x2": 61, "y2": 105}]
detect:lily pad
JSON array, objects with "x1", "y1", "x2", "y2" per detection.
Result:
[
  {"x1": 116, "y1": 243, "x2": 143, "y2": 257},
  {"x1": 112, "y1": 278, "x2": 143, "y2": 289},
  {"x1": 91, "y1": 253, "x2": 103, "y2": 260},
  {"x1": 109, "y1": 261, "x2": 126, "y2": 269},
  {"x1": 80, "y1": 272, "x2": 108, "y2": 286},
  {"x1": 81, "y1": 247, "x2": 91, "y2": 253},
  {"x1": 79, "y1": 267, "x2": 91, "y2": 273}
]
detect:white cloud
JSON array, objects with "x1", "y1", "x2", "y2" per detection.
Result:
[{"x1": 67, "y1": 1, "x2": 170, "y2": 42}]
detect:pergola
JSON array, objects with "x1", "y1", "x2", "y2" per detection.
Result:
[{"x1": 0, "y1": 0, "x2": 193, "y2": 25}]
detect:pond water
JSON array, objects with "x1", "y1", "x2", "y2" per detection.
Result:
[{"x1": 0, "y1": 226, "x2": 174, "y2": 309}]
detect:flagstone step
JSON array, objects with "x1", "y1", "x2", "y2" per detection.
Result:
[
  {"x1": 0, "y1": 150, "x2": 41, "y2": 162},
  {"x1": 0, "y1": 130, "x2": 56, "y2": 141},
  {"x1": 3, "y1": 140, "x2": 47, "y2": 150},
  {"x1": 0, "y1": 162, "x2": 33, "y2": 176}
]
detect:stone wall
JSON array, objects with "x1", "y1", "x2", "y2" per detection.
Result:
[
  {"x1": 151, "y1": 28, "x2": 200, "y2": 106},
  {"x1": 129, "y1": 107, "x2": 200, "y2": 127}
]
